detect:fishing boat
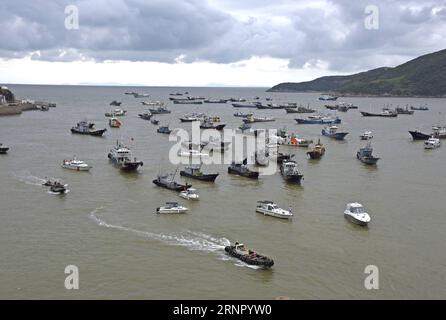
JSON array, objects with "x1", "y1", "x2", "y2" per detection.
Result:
[
  {"x1": 201, "y1": 138, "x2": 230, "y2": 153},
  {"x1": 295, "y1": 115, "x2": 341, "y2": 124},
  {"x1": 180, "y1": 165, "x2": 219, "y2": 182},
  {"x1": 234, "y1": 111, "x2": 253, "y2": 118},
  {"x1": 0, "y1": 143, "x2": 9, "y2": 154},
  {"x1": 409, "y1": 130, "x2": 431, "y2": 140},
  {"x1": 356, "y1": 141, "x2": 380, "y2": 165},
  {"x1": 280, "y1": 160, "x2": 304, "y2": 184},
  {"x1": 344, "y1": 203, "x2": 371, "y2": 226},
  {"x1": 285, "y1": 106, "x2": 315, "y2": 113},
  {"x1": 157, "y1": 126, "x2": 172, "y2": 134},
  {"x1": 71, "y1": 121, "x2": 107, "y2": 136},
  {"x1": 199, "y1": 120, "x2": 226, "y2": 130},
  {"x1": 132, "y1": 93, "x2": 150, "y2": 98},
  {"x1": 107, "y1": 141, "x2": 143, "y2": 171},
  {"x1": 156, "y1": 202, "x2": 188, "y2": 214},
  {"x1": 138, "y1": 112, "x2": 152, "y2": 120},
  {"x1": 281, "y1": 133, "x2": 313, "y2": 147},
  {"x1": 228, "y1": 98, "x2": 247, "y2": 102},
  {"x1": 179, "y1": 113, "x2": 206, "y2": 122},
  {"x1": 432, "y1": 126, "x2": 446, "y2": 139},
  {"x1": 109, "y1": 100, "x2": 122, "y2": 106},
  {"x1": 173, "y1": 100, "x2": 203, "y2": 105},
  {"x1": 319, "y1": 95, "x2": 338, "y2": 101},
  {"x1": 152, "y1": 173, "x2": 192, "y2": 191},
  {"x1": 61, "y1": 158, "x2": 91, "y2": 171},
  {"x1": 204, "y1": 99, "x2": 228, "y2": 103},
  {"x1": 424, "y1": 137, "x2": 441, "y2": 149},
  {"x1": 306, "y1": 139, "x2": 325, "y2": 159},
  {"x1": 232, "y1": 102, "x2": 261, "y2": 108},
  {"x1": 411, "y1": 105, "x2": 429, "y2": 111},
  {"x1": 224, "y1": 242, "x2": 274, "y2": 268},
  {"x1": 243, "y1": 115, "x2": 275, "y2": 123},
  {"x1": 238, "y1": 123, "x2": 252, "y2": 132},
  {"x1": 179, "y1": 188, "x2": 200, "y2": 200},
  {"x1": 276, "y1": 153, "x2": 294, "y2": 164},
  {"x1": 322, "y1": 126, "x2": 349, "y2": 140},
  {"x1": 105, "y1": 108, "x2": 127, "y2": 117},
  {"x1": 109, "y1": 117, "x2": 122, "y2": 128},
  {"x1": 360, "y1": 110, "x2": 397, "y2": 117},
  {"x1": 256, "y1": 200, "x2": 293, "y2": 219},
  {"x1": 228, "y1": 159, "x2": 259, "y2": 179},
  {"x1": 395, "y1": 106, "x2": 414, "y2": 115},
  {"x1": 360, "y1": 131, "x2": 373, "y2": 140},
  {"x1": 151, "y1": 119, "x2": 159, "y2": 125},
  {"x1": 141, "y1": 100, "x2": 164, "y2": 106},
  {"x1": 149, "y1": 106, "x2": 171, "y2": 114}
]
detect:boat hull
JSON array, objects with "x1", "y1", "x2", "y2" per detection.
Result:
[
  {"x1": 357, "y1": 153, "x2": 379, "y2": 165},
  {"x1": 360, "y1": 111, "x2": 397, "y2": 117},
  {"x1": 224, "y1": 246, "x2": 274, "y2": 268},
  {"x1": 256, "y1": 209, "x2": 292, "y2": 219},
  {"x1": 0, "y1": 147, "x2": 9, "y2": 154},
  {"x1": 228, "y1": 167, "x2": 259, "y2": 179},
  {"x1": 179, "y1": 171, "x2": 219, "y2": 182},
  {"x1": 322, "y1": 131, "x2": 349, "y2": 140},
  {"x1": 152, "y1": 179, "x2": 192, "y2": 191},
  {"x1": 306, "y1": 151, "x2": 323, "y2": 159},
  {"x1": 62, "y1": 165, "x2": 91, "y2": 171},
  {"x1": 409, "y1": 130, "x2": 431, "y2": 140},
  {"x1": 344, "y1": 213, "x2": 369, "y2": 226},
  {"x1": 71, "y1": 128, "x2": 107, "y2": 136}
]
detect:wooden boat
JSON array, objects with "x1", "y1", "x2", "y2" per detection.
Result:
[{"x1": 306, "y1": 139, "x2": 325, "y2": 159}]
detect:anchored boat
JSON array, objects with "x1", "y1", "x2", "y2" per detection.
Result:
[
  {"x1": 360, "y1": 131, "x2": 373, "y2": 140},
  {"x1": 295, "y1": 115, "x2": 341, "y2": 124},
  {"x1": 256, "y1": 200, "x2": 293, "y2": 219},
  {"x1": 179, "y1": 188, "x2": 200, "y2": 200},
  {"x1": 224, "y1": 242, "x2": 274, "y2": 268},
  {"x1": 180, "y1": 165, "x2": 219, "y2": 182},
  {"x1": 344, "y1": 203, "x2": 371, "y2": 226},
  {"x1": 322, "y1": 126, "x2": 349, "y2": 140},
  {"x1": 357, "y1": 141, "x2": 380, "y2": 165},
  {"x1": 107, "y1": 141, "x2": 143, "y2": 171},
  {"x1": 424, "y1": 137, "x2": 441, "y2": 149},
  {"x1": 153, "y1": 172, "x2": 192, "y2": 191},
  {"x1": 157, "y1": 125, "x2": 172, "y2": 134},
  {"x1": 71, "y1": 121, "x2": 107, "y2": 136},
  {"x1": 109, "y1": 117, "x2": 122, "y2": 128},
  {"x1": 306, "y1": 139, "x2": 325, "y2": 159},
  {"x1": 0, "y1": 143, "x2": 9, "y2": 154},
  {"x1": 228, "y1": 159, "x2": 259, "y2": 179},
  {"x1": 138, "y1": 112, "x2": 152, "y2": 120},
  {"x1": 149, "y1": 106, "x2": 171, "y2": 114},
  {"x1": 280, "y1": 160, "x2": 304, "y2": 184},
  {"x1": 105, "y1": 108, "x2": 127, "y2": 117}
]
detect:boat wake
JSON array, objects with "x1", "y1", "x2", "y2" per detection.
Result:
[
  {"x1": 12, "y1": 171, "x2": 47, "y2": 187},
  {"x1": 89, "y1": 208, "x2": 251, "y2": 265}
]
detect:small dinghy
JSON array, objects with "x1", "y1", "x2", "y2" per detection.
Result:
[
  {"x1": 62, "y1": 158, "x2": 91, "y2": 171},
  {"x1": 179, "y1": 188, "x2": 199, "y2": 200},
  {"x1": 256, "y1": 200, "x2": 293, "y2": 219},
  {"x1": 224, "y1": 242, "x2": 274, "y2": 268},
  {"x1": 156, "y1": 202, "x2": 188, "y2": 214},
  {"x1": 344, "y1": 203, "x2": 371, "y2": 226}
]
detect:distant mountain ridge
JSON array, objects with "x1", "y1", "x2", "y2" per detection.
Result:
[{"x1": 268, "y1": 49, "x2": 446, "y2": 97}]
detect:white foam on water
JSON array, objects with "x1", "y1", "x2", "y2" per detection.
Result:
[
  {"x1": 12, "y1": 171, "x2": 47, "y2": 187},
  {"x1": 89, "y1": 207, "x2": 237, "y2": 262}
]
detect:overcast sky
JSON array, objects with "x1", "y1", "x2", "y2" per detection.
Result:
[{"x1": 0, "y1": 0, "x2": 445, "y2": 86}]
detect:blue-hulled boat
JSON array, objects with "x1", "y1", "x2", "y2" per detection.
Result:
[
  {"x1": 157, "y1": 126, "x2": 172, "y2": 134},
  {"x1": 321, "y1": 126, "x2": 349, "y2": 140}
]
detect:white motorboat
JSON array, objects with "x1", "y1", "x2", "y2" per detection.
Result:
[
  {"x1": 344, "y1": 203, "x2": 371, "y2": 226},
  {"x1": 360, "y1": 131, "x2": 373, "y2": 140},
  {"x1": 105, "y1": 108, "x2": 127, "y2": 117},
  {"x1": 156, "y1": 202, "x2": 188, "y2": 214},
  {"x1": 424, "y1": 137, "x2": 441, "y2": 149},
  {"x1": 179, "y1": 188, "x2": 200, "y2": 200},
  {"x1": 178, "y1": 149, "x2": 209, "y2": 158},
  {"x1": 256, "y1": 200, "x2": 293, "y2": 219},
  {"x1": 61, "y1": 158, "x2": 91, "y2": 171}
]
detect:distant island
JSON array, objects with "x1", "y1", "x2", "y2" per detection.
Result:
[{"x1": 267, "y1": 49, "x2": 446, "y2": 97}]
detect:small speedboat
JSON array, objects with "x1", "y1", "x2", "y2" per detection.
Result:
[
  {"x1": 224, "y1": 242, "x2": 274, "y2": 268},
  {"x1": 344, "y1": 203, "x2": 371, "y2": 226},
  {"x1": 157, "y1": 126, "x2": 172, "y2": 134},
  {"x1": 256, "y1": 200, "x2": 293, "y2": 219},
  {"x1": 179, "y1": 188, "x2": 200, "y2": 200},
  {"x1": 62, "y1": 158, "x2": 91, "y2": 171},
  {"x1": 424, "y1": 137, "x2": 441, "y2": 149},
  {"x1": 0, "y1": 143, "x2": 9, "y2": 154},
  {"x1": 156, "y1": 202, "x2": 188, "y2": 214},
  {"x1": 360, "y1": 131, "x2": 373, "y2": 140},
  {"x1": 105, "y1": 108, "x2": 127, "y2": 117},
  {"x1": 43, "y1": 179, "x2": 68, "y2": 194}
]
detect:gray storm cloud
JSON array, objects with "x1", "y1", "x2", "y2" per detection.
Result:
[{"x1": 0, "y1": 0, "x2": 445, "y2": 72}]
